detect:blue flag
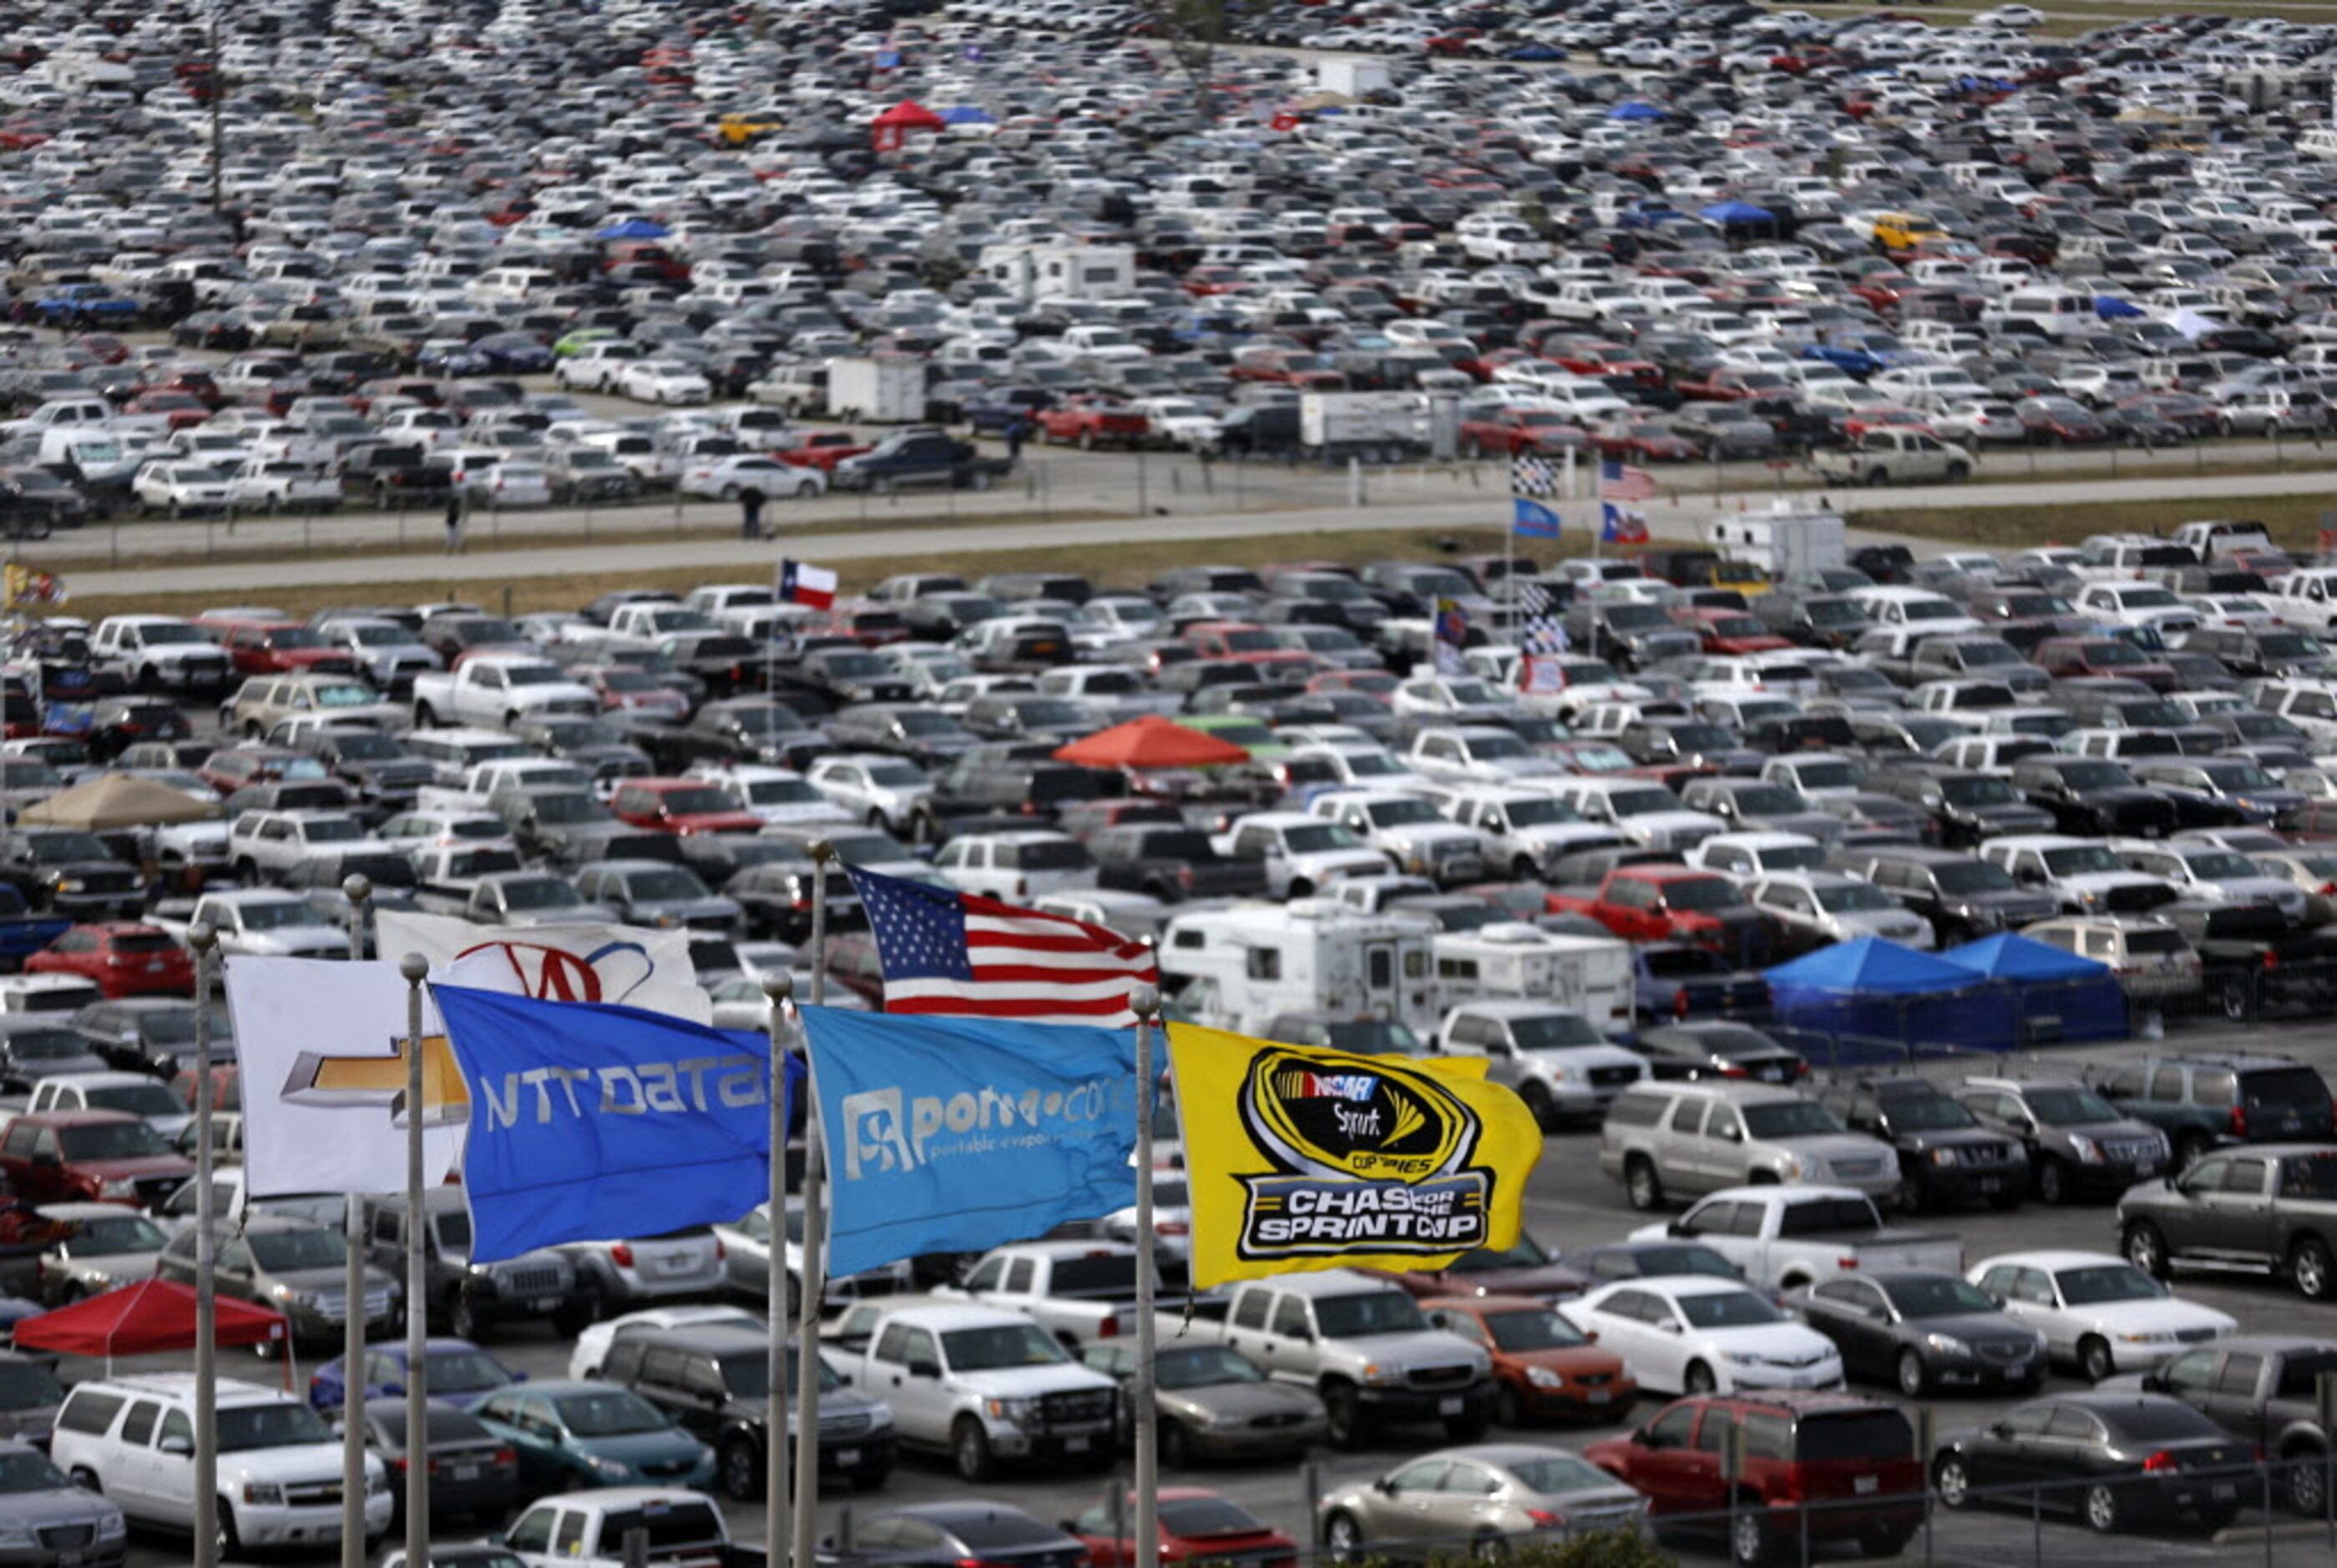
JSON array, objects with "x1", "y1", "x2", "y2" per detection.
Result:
[
  {"x1": 432, "y1": 986, "x2": 802, "y2": 1262},
  {"x1": 1512, "y1": 497, "x2": 1561, "y2": 539},
  {"x1": 798, "y1": 1007, "x2": 1138, "y2": 1277}
]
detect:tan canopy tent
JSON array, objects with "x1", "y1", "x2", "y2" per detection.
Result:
[{"x1": 16, "y1": 773, "x2": 222, "y2": 830}]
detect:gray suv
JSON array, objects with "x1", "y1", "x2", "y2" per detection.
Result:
[
  {"x1": 364, "y1": 1188, "x2": 597, "y2": 1339},
  {"x1": 1598, "y1": 1080, "x2": 1900, "y2": 1211},
  {"x1": 1952, "y1": 1075, "x2": 2171, "y2": 1206}
]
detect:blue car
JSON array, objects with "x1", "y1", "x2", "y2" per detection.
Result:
[
  {"x1": 475, "y1": 1381, "x2": 716, "y2": 1495},
  {"x1": 1800, "y1": 341, "x2": 1884, "y2": 379},
  {"x1": 309, "y1": 1336, "x2": 524, "y2": 1413}
]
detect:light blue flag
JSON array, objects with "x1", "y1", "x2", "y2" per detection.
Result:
[
  {"x1": 798, "y1": 1007, "x2": 1139, "y2": 1277},
  {"x1": 433, "y1": 985, "x2": 800, "y2": 1262}
]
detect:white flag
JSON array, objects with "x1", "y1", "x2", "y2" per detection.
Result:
[
  {"x1": 226, "y1": 957, "x2": 465, "y2": 1198},
  {"x1": 373, "y1": 910, "x2": 711, "y2": 1024}
]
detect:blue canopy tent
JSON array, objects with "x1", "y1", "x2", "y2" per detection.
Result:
[
  {"x1": 1702, "y1": 200, "x2": 1780, "y2": 240},
  {"x1": 2094, "y1": 294, "x2": 2147, "y2": 319},
  {"x1": 1940, "y1": 933, "x2": 2127, "y2": 1044},
  {"x1": 938, "y1": 106, "x2": 996, "y2": 125},
  {"x1": 1764, "y1": 938, "x2": 2014, "y2": 1060}
]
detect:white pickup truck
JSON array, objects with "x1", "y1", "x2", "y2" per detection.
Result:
[
  {"x1": 934, "y1": 1240, "x2": 1159, "y2": 1350},
  {"x1": 89, "y1": 615, "x2": 234, "y2": 695},
  {"x1": 1629, "y1": 1186, "x2": 1964, "y2": 1292},
  {"x1": 833, "y1": 1302, "x2": 1120, "y2": 1482},
  {"x1": 410, "y1": 654, "x2": 599, "y2": 730},
  {"x1": 153, "y1": 889, "x2": 352, "y2": 959}
]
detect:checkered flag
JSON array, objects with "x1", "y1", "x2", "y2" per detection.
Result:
[
  {"x1": 1515, "y1": 579, "x2": 1567, "y2": 655},
  {"x1": 1512, "y1": 453, "x2": 1560, "y2": 498}
]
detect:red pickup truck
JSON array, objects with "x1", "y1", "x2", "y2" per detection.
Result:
[
  {"x1": 1545, "y1": 866, "x2": 1773, "y2": 956},
  {"x1": 0, "y1": 1110, "x2": 195, "y2": 1208},
  {"x1": 1035, "y1": 397, "x2": 1151, "y2": 450},
  {"x1": 775, "y1": 432, "x2": 872, "y2": 471}
]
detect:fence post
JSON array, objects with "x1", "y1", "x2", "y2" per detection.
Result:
[
  {"x1": 1918, "y1": 1406, "x2": 1935, "y2": 1568},
  {"x1": 1303, "y1": 1458, "x2": 1322, "y2": 1551},
  {"x1": 2322, "y1": 1370, "x2": 2336, "y2": 1545}
]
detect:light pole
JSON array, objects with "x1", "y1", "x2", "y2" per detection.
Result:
[
  {"x1": 189, "y1": 923, "x2": 220, "y2": 1568},
  {"x1": 339, "y1": 874, "x2": 372, "y2": 1568},
  {"x1": 762, "y1": 970, "x2": 792, "y2": 1564},
  {"x1": 398, "y1": 953, "x2": 431, "y2": 1568}
]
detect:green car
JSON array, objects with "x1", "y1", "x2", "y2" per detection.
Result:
[
  {"x1": 1178, "y1": 713, "x2": 1282, "y2": 760},
  {"x1": 474, "y1": 1381, "x2": 716, "y2": 1496},
  {"x1": 552, "y1": 328, "x2": 620, "y2": 358}
]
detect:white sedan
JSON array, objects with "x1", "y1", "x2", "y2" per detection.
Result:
[
  {"x1": 677, "y1": 454, "x2": 824, "y2": 501},
  {"x1": 616, "y1": 359, "x2": 713, "y2": 405},
  {"x1": 1967, "y1": 1251, "x2": 2237, "y2": 1382},
  {"x1": 1560, "y1": 1277, "x2": 1845, "y2": 1396},
  {"x1": 133, "y1": 461, "x2": 239, "y2": 516}
]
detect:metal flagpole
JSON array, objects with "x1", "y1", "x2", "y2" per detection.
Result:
[
  {"x1": 1130, "y1": 988, "x2": 1162, "y2": 1568},
  {"x1": 398, "y1": 953, "x2": 432, "y2": 1568},
  {"x1": 792, "y1": 842, "x2": 836, "y2": 1568},
  {"x1": 762, "y1": 970, "x2": 793, "y2": 1565},
  {"x1": 339, "y1": 876, "x2": 372, "y2": 1568},
  {"x1": 189, "y1": 924, "x2": 219, "y2": 1568}
]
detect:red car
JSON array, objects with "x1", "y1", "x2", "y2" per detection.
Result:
[
  {"x1": 200, "y1": 619, "x2": 362, "y2": 678},
  {"x1": 1672, "y1": 607, "x2": 1791, "y2": 655},
  {"x1": 608, "y1": 778, "x2": 765, "y2": 836},
  {"x1": 1034, "y1": 396, "x2": 1151, "y2": 448},
  {"x1": 2029, "y1": 635, "x2": 2178, "y2": 691},
  {"x1": 1590, "y1": 420, "x2": 1698, "y2": 463},
  {"x1": 1587, "y1": 1393, "x2": 1924, "y2": 1560},
  {"x1": 572, "y1": 664, "x2": 690, "y2": 719},
  {"x1": 27, "y1": 923, "x2": 195, "y2": 999},
  {"x1": 124, "y1": 390, "x2": 211, "y2": 430},
  {"x1": 1074, "y1": 1489, "x2": 1297, "y2": 1568},
  {"x1": 774, "y1": 432, "x2": 872, "y2": 471},
  {"x1": 1459, "y1": 407, "x2": 1586, "y2": 458},
  {"x1": 0, "y1": 1110, "x2": 195, "y2": 1207}
]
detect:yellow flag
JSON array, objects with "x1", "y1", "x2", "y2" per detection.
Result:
[{"x1": 1165, "y1": 1022, "x2": 1544, "y2": 1289}]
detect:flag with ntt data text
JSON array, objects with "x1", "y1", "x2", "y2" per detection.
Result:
[{"x1": 1165, "y1": 1024, "x2": 1542, "y2": 1288}]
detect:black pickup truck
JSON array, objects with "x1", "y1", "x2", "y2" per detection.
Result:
[
  {"x1": 341, "y1": 442, "x2": 453, "y2": 505},
  {"x1": 2117, "y1": 1333, "x2": 2337, "y2": 1515},
  {"x1": 826, "y1": 431, "x2": 1014, "y2": 493},
  {"x1": 2118, "y1": 1143, "x2": 2337, "y2": 1303}
]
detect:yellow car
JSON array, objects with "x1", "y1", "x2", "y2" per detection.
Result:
[
  {"x1": 716, "y1": 113, "x2": 784, "y2": 145},
  {"x1": 1872, "y1": 210, "x2": 1950, "y2": 254}
]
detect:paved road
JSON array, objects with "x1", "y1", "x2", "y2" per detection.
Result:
[
  {"x1": 109, "y1": 1017, "x2": 2337, "y2": 1567},
  {"x1": 49, "y1": 461, "x2": 2337, "y2": 601}
]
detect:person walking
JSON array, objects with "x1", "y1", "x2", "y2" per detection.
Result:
[
  {"x1": 740, "y1": 487, "x2": 766, "y2": 540},
  {"x1": 1004, "y1": 415, "x2": 1028, "y2": 465},
  {"x1": 443, "y1": 490, "x2": 463, "y2": 554}
]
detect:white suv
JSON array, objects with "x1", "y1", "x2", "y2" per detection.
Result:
[{"x1": 49, "y1": 1373, "x2": 390, "y2": 1552}]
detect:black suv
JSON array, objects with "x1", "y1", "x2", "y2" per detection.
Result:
[
  {"x1": 1828, "y1": 845, "x2": 2057, "y2": 943},
  {"x1": 1819, "y1": 1077, "x2": 2029, "y2": 1212},
  {"x1": 2095, "y1": 1054, "x2": 2335, "y2": 1167},
  {"x1": 597, "y1": 1324, "x2": 894, "y2": 1500},
  {"x1": 1863, "y1": 767, "x2": 2055, "y2": 848}
]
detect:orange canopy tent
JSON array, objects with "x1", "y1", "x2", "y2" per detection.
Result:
[
  {"x1": 871, "y1": 100, "x2": 946, "y2": 151},
  {"x1": 14, "y1": 1278, "x2": 287, "y2": 1372},
  {"x1": 1053, "y1": 715, "x2": 1251, "y2": 770}
]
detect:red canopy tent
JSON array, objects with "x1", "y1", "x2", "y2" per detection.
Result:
[
  {"x1": 1053, "y1": 715, "x2": 1252, "y2": 770},
  {"x1": 871, "y1": 99, "x2": 946, "y2": 151},
  {"x1": 15, "y1": 1278, "x2": 287, "y2": 1371}
]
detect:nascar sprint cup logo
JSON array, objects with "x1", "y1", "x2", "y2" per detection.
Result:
[{"x1": 1235, "y1": 1049, "x2": 1493, "y2": 1262}]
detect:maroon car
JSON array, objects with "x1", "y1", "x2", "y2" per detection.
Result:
[{"x1": 0, "y1": 1110, "x2": 194, "y2": 1208}]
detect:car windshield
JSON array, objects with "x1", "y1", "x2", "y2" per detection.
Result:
[
  {"x1": 66, "y1": 1212, "x2": 167, "y2": 1254},
  {"x1": 2025, "y1": 1087, "x2": 2121, "y2": 1125},
  {"x1": 1505, "y1": 1453, "x2": 1613, "y2": 1495},
  {"x1": 248, "y1": 1227, "x2": 346, "y2": 1271},
  {"x1": 2183, "y1": 852, "x2": 2260, "y2": 879},
  {"x1": 1940, "y1": 777, "x2": 2019, "y2": 807},
  {"x1": 1678, "y1": 1289, "x2": 1783, "y2": 1328},
  {"x1": 1155, "y1": 1345, "x2": 1264, "y2": 1389},
  {"x1": 1364, "y1": 799, "x2": 1441, "y2": 827},
  {"x1": 2055, "y1": 1264, "x2": 2166, "y2": 1304},
  {"x1": 1813, "y1": 883, "x2": 1899, "y2": 913},
  {"x1": 500, "y1": 878, "x2": 584, "y2": 910},
  {"x1": 1885, "y1": 1277, "x2": 1999, "y2": 1318},
  {"x1": 626, "y1": 869, "x2": 713, "y2": 901},
  {"x1": 552, "y1": 1389, "x2": 669, "y2": 1436},
  {"x1": 1319, "y1": 1020, "x2": 1424, "y2": 1055},
  {"x1": 9, "y1": 1028, "x2": 93, "y2": 1060},
  {"x1": 217, "y1": 1403, "x2": 332, "y2": 1450},
  {"x1": 23, "y1": 831, "x2": 107, "y2": 861},
  {"x1": 1665, "y1": 878, "x2": 1746, "y2": 912},
  {"x1": 1483, "y1": 1307, "x2": 1590, "y2": 1352},
  {"x1": 0, "y1": 1357, "x2": 63, "y2": 1410},
  {"x1": 1280, "y1": 823, "x2": 1364, "y2": 853},
  {"x1": 1510, "y1": 1014, "x2": 1606, "y2": 1050},
  {"x1": 655, "y1": 787, "x2": 734, "y2": 816},
  {"x1": 1609, "y1": 788, "x2": 1683, "y2": 817},
  {"x1": 1932, "y1": 861, "x2": 2016, "y2": 893},
  {"x1": 0, "y1": 1447, "x2": 64, "y2": 1495},
  {"x1": 240, "y1": 900, "x2": 328, "y2": 930},
  {"x1": 87, "y1": 1083, "x2": 184, "y2": 1118},
  {"x1": 1448, "y1": 1234, "x2": 1554, "y2": 1274},
  {"x1": 57, "y1": 1121, "x2": 170, "y2": 1159},
  {"x1": 1314, "y1": 1291, "x2": 1427, "y2": 1338},
  {"x1": 1884, "y1": 1093, "x2": 1978, "y2": 1130},
  {"x1": 1741, "y1": 1102, "x2": 1844, "y2": 1138},
  {"x1": 2040, "y1": 846, "x2": 2125, "y2": 877},
  {"x1": 943, "y1": 1323, "x2": 1069, "y2": 1370},
  {"x1": 429, "y1": 1349, "x2": 515, "y2": 1394}
]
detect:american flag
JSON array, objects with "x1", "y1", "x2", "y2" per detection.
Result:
[
  {"x1": 1599, "y1": 458, "x2": 1657, "y2": 501},
  {"x1": 843, "y1": 866, "x2": 1158, "y2": 1026},
  {"x1": 1515, "y1": 579, "x2": 1567, "y2": 655}
]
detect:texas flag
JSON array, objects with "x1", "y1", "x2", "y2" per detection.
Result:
[{"x1": 780, "y1": 559, "x2": 838, "y2": 609}]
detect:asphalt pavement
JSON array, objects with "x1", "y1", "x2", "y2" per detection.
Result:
[{"x1": 104, "y1": 1017, "x2": 2337, "y2": 1568}]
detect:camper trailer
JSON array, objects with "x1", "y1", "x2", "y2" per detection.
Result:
[
  {"x1": 979, "y1": 242, "x2": 1138, "y2": 304},
  {"x1": 1159, "y1": 899, "x2": 1436, "y2": 1039},
  {"x1": 1429, "y1": 924, "x2": 1637, "y2": 1037}
]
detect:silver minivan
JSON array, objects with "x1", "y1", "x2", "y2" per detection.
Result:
[{"x1": 1598, "y1": 1080, "x2": 1900, "y2": 1210}]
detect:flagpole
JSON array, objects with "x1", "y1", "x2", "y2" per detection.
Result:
[
  {"x1": 792, "y1": 842, "x2": 836, "y2": 1568},
  {"x1": 762, "y1": 970, "x2": 793, "y2": 1567},
  {"x1": 189, "y1": 924, "x2": 219, "y2": 1568},
  {"x1": 339, "y1": 876, "x2": 371, "y2": 1568},
  {"x1": 1130, "y1": 987, "x2": 1161, "y2": 1568},
  {"x1": 398, "y1": 953, "x2": 431, "y2": 1568}
]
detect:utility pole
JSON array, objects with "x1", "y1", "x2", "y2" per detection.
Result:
[{"x1": 207, "y1": 3, "x2": 225, "y2": 219}]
